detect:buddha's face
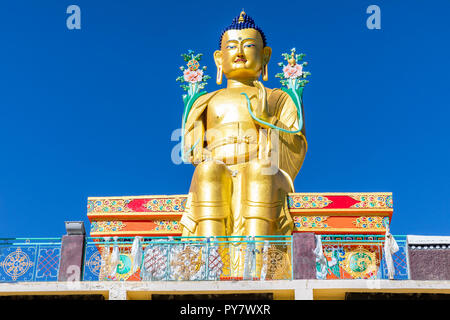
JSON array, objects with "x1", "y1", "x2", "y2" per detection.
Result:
[{"x1": 214, "y1": 28, "x2": 271, "y2": 81}]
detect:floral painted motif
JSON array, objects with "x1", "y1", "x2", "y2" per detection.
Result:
[
  {"x1": 152, "y1": 220, "x2": 180, "y2": 232},
  {"x1": 293, "y1": 216, "x2": 329, "y2": 228},
  {"x1": 87, "y1": 200, "x2": 95, "y2": 213},
  {"x1": 87, "y1": 197, "x2": 188, "y2": 214},
  {"x1": 351, "y1": 194, "x2": 393, "y2": 209},
  {"x1": 88, "y1": 199, "x2": 132, "y2": 214},
  {"x1": 146, "y1": 198, "x2": 186, "y2": 212},
  {"x1": 288, "y1": 195, "x2": 332, "y2": 209},
  {"x1": 90, "y1": 221, "x2": 126, "y2": 233},
  {"x1": 385, "y1": 195, "x2": 393, "y2": 208},
  {"x1": 353, "y1": 216, "x2": 389, "y2": 229}
]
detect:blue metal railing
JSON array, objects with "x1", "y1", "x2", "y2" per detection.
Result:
[
  {"x1": 82, "y1": 236, "x2": 293, "y2": 281},
  {"x1": 0, "y1": 238, "x2": 62, "y2": 282},
  {"x1": 0, "y1": 234, "x2": 411, "y2": 282}
]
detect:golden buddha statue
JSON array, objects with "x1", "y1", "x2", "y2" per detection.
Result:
[{"x1": 179, "y1": 11, "x2": 308, "y2": 240}]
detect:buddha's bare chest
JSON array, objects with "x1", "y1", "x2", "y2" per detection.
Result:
[
  {"x1": 204, "y1": 90, "x2": 259, "y2": 163},
  {"x1": 206, "y1": 92, "x2": 257, "y2": 128}
]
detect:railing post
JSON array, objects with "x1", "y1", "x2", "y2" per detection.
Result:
[
  {"x1": 205, "y1": 237, "x2": 210, "y2": 280},
  {"x1": 58, "y1": 221, "x2": 86, "y2": 281},
  {"x1": 292, "y1": 233, "x2": 316, "y2": 279}
]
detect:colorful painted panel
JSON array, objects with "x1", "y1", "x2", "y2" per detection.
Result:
[
  {"x1": 88, "y1": 193, "x2": 392, "y2": 216},
  {"x1": 353, "y1": 216, "x2": 389, "y2": 229},
  {"x1": 90, "y1": 221, "x2": 127, "y2": 233},
  {"x1": 0, "y1": 239, "x2": 61, "y2": 282},
  {"x1": 293, "y1": 216, "x2": 389, "y2": 234},
  {"x1": 319, "y1": 245, "x2": 382, "y2": 279},
  {"x1": 288, "y1": 193, "x2": 393, "y2": 211},
  {"x1": 351, "y1": 194, "x2": 393, "y2": 209},
  {"x1": 288, "y1": 195, "x2": 332, "y2": 209},
  {"x1": 87, "y1": 196, "x2": 188, "y2": 215},
  {"x1": 87, "y1": 193, "x2": 393, "y2": 237},
  {"x1": 150, "y1": 220, "x2": 181, "y2": 232},
  {"x1": 317, "y1": 235, "x2": 409, "y2": 280},
  {"x1": 89, "y1": 220, "x2": 182, "y2": 237},
  {"x1": 293, "y1": 216, "x2": 329, "y2": 229}
]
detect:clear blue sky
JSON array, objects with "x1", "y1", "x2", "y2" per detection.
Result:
[{"x1": 0, "y1": 1, "x2": 449, "y2": 238}]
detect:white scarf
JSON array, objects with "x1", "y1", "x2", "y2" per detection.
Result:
[
  {"x1": 131, "y1": 236, "x2": 142, "y2": 273},
  {"x1": 109, "y1": 236, "x2": 120, "y2": 278},
  {"x1": 314, "y1": 235, "x2": 328, "y2": 280},
  {"x1": 384, "y1": 226, "x2": 399, "y2": 280}
]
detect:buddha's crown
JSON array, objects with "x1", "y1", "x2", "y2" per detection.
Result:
[{"x1": 219, "y1": 10, "x2": 267, "y2": 49}]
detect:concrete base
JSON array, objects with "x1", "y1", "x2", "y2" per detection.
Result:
[{"x1": 1, "y1": 280, "x2": 450, "y2": 300}]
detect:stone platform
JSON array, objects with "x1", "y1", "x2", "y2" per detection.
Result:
[{"x1": 1, "y1": 279, "x2": 449, "y2": 300}]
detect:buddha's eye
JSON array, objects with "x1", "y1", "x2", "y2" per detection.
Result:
[
  {"x1": 226, "y1": 45, "x2": 237, "y2": 49},
  {"x1": 244, "y1": 44, "x2": 255, "y2": 48}
]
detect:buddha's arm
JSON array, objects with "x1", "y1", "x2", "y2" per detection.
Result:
[
  {"x1": 277, "y1": 93, "x2": 306, "y2": 136},
  {"x1": 184, "y1": 114, "x2": 206, "y2": 164},
  {"x1": 183, "y1": 91, "x2": 221, "y2": 164}
]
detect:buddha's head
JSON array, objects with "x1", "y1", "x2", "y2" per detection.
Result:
[{"x1": 214, "y1": 11, "x2": 272, "y2": 84}]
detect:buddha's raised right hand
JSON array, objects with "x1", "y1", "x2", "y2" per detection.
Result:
[{"x1": 252, "y1": 80, "x2": 274, "y2": 126}]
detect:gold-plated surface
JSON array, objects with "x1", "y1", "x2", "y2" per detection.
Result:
[{"x1": 181, "y1": 27, "x2": 307, "y2": 240}]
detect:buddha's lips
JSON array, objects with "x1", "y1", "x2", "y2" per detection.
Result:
[{"x1": 235, "y1": 58, "x2": 247, "y2": 63}]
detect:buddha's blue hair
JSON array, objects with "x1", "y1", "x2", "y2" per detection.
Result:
[{"x1": 219, "y1": 12, "x2": 267, "y2": 49}]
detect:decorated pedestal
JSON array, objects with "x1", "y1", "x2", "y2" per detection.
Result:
[
  {"x1": 84, "y1": 192, "x2": 394, "y2": 281},
  {"x1": 87, "y1": 192, "x2": 393, "y2": 237}
]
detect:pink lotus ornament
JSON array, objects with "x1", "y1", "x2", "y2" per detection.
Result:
[
  {"x1": 176, "y1": 50, "x2": 212, "y2": 162},
  {"x1": 275, "y1": 47, "x2": 310, "y2": 87},
  {"x1": 183, "y1": 69, "x2": 204, "y2": 83},
  {"x1": 176, "y1": 50, "x2": 210, "y2": 91},
  {"x1": 271, "y1": 47, "x2": 311, "y2": 134},
  {"x1": 283, "y1": 64, "x2": 303, "y2": 79}
]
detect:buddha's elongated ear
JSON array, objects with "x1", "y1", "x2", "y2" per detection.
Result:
[
  {"x1": 262, "y1": 46, "x2": 272, "y2": 81},
  {"x1": 213, "y1": 50, "x2": 223, "y2": 67},
  {"x1": 214, "y1": 50, "x2": 224, "y2": 85},
  {"x1": 262, "y1": 46, "x2": 272, "y2": 65}
]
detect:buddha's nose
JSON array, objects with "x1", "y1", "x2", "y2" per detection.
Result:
[{"x1": 238, "y1": 44, "x2": 244, "y2": 55}]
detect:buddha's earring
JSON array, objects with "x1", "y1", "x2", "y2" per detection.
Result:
[
  {"x1": 262, "y1": 63, "x2": 268, "y2": 81},
  {"x1": 216, "y1": 65, "x2": 223, "y2": 85}
]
